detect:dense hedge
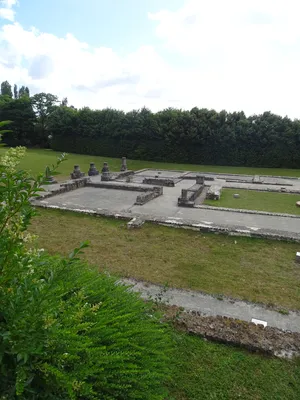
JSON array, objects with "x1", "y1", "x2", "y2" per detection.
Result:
[{"x1": 49, "y1": 106, "x2": 300, "y2": 168}]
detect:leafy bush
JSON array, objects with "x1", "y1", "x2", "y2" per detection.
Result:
[{"x1": 0, "y1": 146, "x2": 171, "y2": 399}]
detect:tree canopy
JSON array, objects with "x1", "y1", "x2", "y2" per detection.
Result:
[{"x1": 1, "y1": 79, "x2": 300, "y2": 168}]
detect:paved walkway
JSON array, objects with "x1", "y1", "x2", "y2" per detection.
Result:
[{"x1": 122, "y1": 279, "x2": 300, "y2": 333}]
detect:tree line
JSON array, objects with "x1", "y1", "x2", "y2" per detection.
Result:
[{"x1": 1, "y1": 80, "x2": 300, "y2": 168}]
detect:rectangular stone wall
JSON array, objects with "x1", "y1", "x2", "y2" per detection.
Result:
[
  {"x1": 135, "y1": 187, "x2": 163, "y2": 205},
  {"x1": 143, "y1": 178, "x2": 175, "y2": 187},
  {"x1": 178, "y1": 183, "x2": 204, "y2": 207}
]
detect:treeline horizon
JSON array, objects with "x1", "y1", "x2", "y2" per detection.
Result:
[{"x1": 1, "y1": 80, "x2": 300, "y2": 168}]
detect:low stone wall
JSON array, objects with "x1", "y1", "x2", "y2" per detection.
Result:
[
  {"x1": 135, "y1": 187, "x2": 163, "y2": 205},
  {"x1": 143, "y1": 177, "x2": 175, "y2": 187},
  {"x1": 178, "y1": 183, "x2": 205, "y2": 207},
  {"x1": 114, "y1": 170, "x2": 134, "y2": 179},
  {"x1": 35, "y1": 177, "x2": 89, "y2": 200},
  {"x1": 195, "y1": 204, "x2": 300, "y2": 219},
  {"x1": 86, "y1": 181, "x2": 159, "y2": 192}
]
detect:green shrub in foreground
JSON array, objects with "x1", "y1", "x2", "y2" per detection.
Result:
[
  {"x1": 1, "y1": 252, "x2": 171, "y2": 399},
  {"x1": 0, "y1": 146, "x2": 171, "y2": 399}
]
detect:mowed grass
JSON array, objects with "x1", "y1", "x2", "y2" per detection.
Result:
[
  {"x1": 205, "y1": 188, "x2": 300, "y2": 215},
  {"x1": 2, "y1": 146, "x2": 300, "y2": 179},
  {"x1": 30, "y1": 209, "x2": 300, "y2": 310},
  {"x1": 169, "y1": 332, "x2": 300, "y2": 400}
]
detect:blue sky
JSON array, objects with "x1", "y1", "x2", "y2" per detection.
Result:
[
  {"x1": 0, "y1": 0, "x2": 300, "y2": 117},
  {"x1": 15, "y1": 0, "x2": 181, "y2": 51}
]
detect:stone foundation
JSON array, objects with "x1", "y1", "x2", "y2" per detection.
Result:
[
  {"x1": 206, "y1": 184, "x2": 222, "y2": 200},
  {"x1": 135, "y1": 187, "x2": 163, "y2": 205},
  {"x1": 143, "y1": 177, "x2": 175, "y2": 187},
  {"x1": 178, "y1": 183, "x2": 205, "y2": 207}
]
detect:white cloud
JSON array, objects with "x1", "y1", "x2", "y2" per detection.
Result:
[
  {"x1": 0, "y1": 0, "x2": 18, "y2": 21},
  {"x1": 149, "y1": 0, "x2": 300, "y2": 118},
  {"x1": 0, "y1": 1, "x2": 300, "y2": 117},
  {"x1": 0, "y1": 21, "x2": 177, "y2": 110}
]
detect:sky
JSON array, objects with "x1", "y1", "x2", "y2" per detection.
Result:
[{"x1": 0, "y1": 0, "x2": 300, "y2": 118}]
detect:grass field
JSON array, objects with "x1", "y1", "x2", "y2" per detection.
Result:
[
  {"x1": 30, "y1": 209, "x2": 300, "y2": 310},
  {"x1": 205, "y1": 188, "x2": 300, "y2": 215},
  {"x1": 2, "y1": 146, "x2": 300, "y2": 179},
  {"x1": 169, "y1": 331, "x2": 300, "y2": 400}
]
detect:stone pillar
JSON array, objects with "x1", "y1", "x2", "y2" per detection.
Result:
[
  {"x1": 88, "y1": 162, "x2": 99, "y2": 176},
  {"x1": 121, "y1": 157, "x2": 127, "y2": 171},
  {"x1": 181, "y1": 189, "x2": 188, "y2": 201},
  {"x1": 196, "y1": 175, "x2": 205, "y2": 185},
  {"x1": 296, "y1": 252, "x2": 300, "y2": 263},
  {"x1": 101, "y1": 162, "x2": 111, "y2": 181},
  {"x1": 71, "y1": 165, "x2": 85, "y2": 179}
]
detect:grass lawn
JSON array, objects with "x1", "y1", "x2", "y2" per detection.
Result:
[
  {"x1": 2, "y1": 146, "x2": 300, "y2": 179},
  {"x1": 169, "y1": 331, "x2": 300, "y2": 400},
  {"x1": 205, "y1": 188, "x2": 300, "y2": 215},
  {"x1": 30, "y1": 209, "x2": 300, "y2": 310}
]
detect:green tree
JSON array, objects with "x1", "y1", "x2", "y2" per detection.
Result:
[
  {"x1": 1, "y1": 80, "x2": 13, "y2": 98},
  {"x1": 0, "y1": 95, "x2": 36, "y2": 146},
  {"x1": 13, "y1": 84, "x2": 18, "y2": 99},
  {"x1": 19, "y1": 85, "x2": 30, "y2": 98},
  {"x1": 32, "y1": 92, "x2": 59, "y2": 146}
]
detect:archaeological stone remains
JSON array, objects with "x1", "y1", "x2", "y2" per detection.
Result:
[
  {"x1": 121, "y1": 157, "x2": 127, "y2": 171},
  {"x1": 101, "y1": 162, "x2": 111, "y2": 181},
  {"x1": 71, "y1": 165, "x2": 85, "y2": 179},
  {"x1": 88, "y1": 162, "x2": 99, "y2": 176}
]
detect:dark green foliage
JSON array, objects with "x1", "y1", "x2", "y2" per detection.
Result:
[
  {"x1": 19, "y1": 86, "x2": 30, "y2": 98},
  {"x1": 1, "y1": 81, "x2": 13, "y2": 98},
  {"x1": 0, "y1": 95, "x2": 36, "y2": 146},
  {"x1": 2, "y1": 78, "x2": 300, "y2": 167},
  {"x1": 0, "y1": 253, "x2": 171, "y2": 399},
  {"x1": 0, "y1": 150, "x2": 171, "y2": 399},
  {"x1": 49, "y1": 107, "x2": 300, "y2": 168}
]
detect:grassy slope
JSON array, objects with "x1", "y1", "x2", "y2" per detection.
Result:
[
  {"x1": 169, "y1": 332, "x2": 300, "y2": 400},
  {"x1": 1, "y1": 147, "x2": 300, "y2": 178},
  {"x1": 30, "y1": 209, "x2": 300, "y2": 310},
  {"x1": 205, "y1": 188, "x2": 300, "y2": 215}
]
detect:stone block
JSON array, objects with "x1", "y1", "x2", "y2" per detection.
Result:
[
  {"x1": 206, "y1": 185, "x2": 222, "y2": 200},
  {"x1": 121, "y1": 157, "x2": 127, "y2": 172},
  {"x1": 127, "y1": 218, "x2": 144, "y2": 229},
  {"x1": 196, "y1": 175, "x2": 205, "y2": 185},
  {"x1": 143, "y1": 177, "x2": 175, "y2": 187},
  {"x1": 252, "y1": 175, "x2": 262, "y2": 184},
  {"x1": 233, "y1": 193, "x2": 240, "y2": 198}
]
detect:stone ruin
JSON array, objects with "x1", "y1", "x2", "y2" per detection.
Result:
[
  {"x1": 121, "y1": 157, "x2": 127, "y2": 172},
  {"x1": 71, "y1": 165, "x2": 85, "y2": 180},
  {"x1": 206, "y1": 184, "x2": 222, "y2": 200},
  {"x1": 178, "y1": 175, "x2": 205, "y2": 207},
  {"x1": 88, "y1": 162, "x2": 99, "y2": 176},
  {"x1": 101, "y1": 162, "x2": 111, "y2": 181},
  {"x1": 143, "y1": 177, "x2": 175, "y2": 187}
]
